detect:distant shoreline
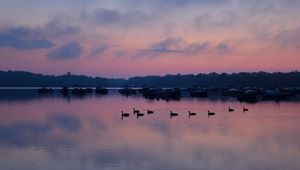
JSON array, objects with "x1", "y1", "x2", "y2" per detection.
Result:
[
  {"x1": 1, "y1": 70, "x2": 300, "y2": 88},
  {"x1": 0, "y1": 87, "x2": 126, "y2": 90}
]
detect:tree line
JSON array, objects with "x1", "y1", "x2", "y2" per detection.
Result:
[{"x1": 1, "y1": 70, "x2": 300, "y2": 87}]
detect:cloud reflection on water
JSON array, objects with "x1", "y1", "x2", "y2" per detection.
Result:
[{"x1": 0, "y1": 93, "x2": 300, "y2": 170}]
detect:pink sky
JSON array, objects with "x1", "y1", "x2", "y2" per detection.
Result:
[{"x1": 0, "y1": 0, "x2": 300, "y2": 78}]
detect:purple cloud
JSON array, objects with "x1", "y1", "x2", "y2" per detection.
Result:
[
  {"x1": 144, "y1": 38, "x2": 183, "y2": 53},
  {"x1": 47, "y1": 42, "x2": 82, "y2": 60},
  {"x1": 216, "y1": 43, "x2": 231, "y2": 53},
  {"x1": 81, "y1": 8, "x2": 151, "y2": 27},
  {"x1": 274, "y1": 27, "x2": 300, "y2": 48},
  {"x1": 88, "y1": 44, "x2": 111, "y2": 57},
  {"x1": 0, "y1": 27, "x2": 54, "y2": 49}
]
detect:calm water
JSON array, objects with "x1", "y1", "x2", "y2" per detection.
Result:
[{"x1": 0, "y1": 90, "x2": 300, "y2": 170}]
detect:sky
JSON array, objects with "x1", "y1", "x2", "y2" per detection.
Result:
[{"x1": 0, "y1": 0, "x2": 299, "y2": 78}]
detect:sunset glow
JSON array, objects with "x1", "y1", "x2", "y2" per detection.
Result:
[{"x1": 0, "y1": 0, "x2": 300, "y2": 77}]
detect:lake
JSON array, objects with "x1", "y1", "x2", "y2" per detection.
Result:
[{"x1": 0, "y1": 89, "x2": 300, "y2": 170}]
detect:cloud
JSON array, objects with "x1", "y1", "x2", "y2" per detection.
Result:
[
  {"x1": 0, "y1": 27, "x2": 54, "y2": 49},
  {"x1": 165, "y1": 0, "x2": 229, "y2": 6},
  {"x1": 86, "y1": 8, "x2": 122, "y2": 25},
  {"x1": 81, "y1": 8, "x2": 152, "y2": 27},
  {"x1": 273, "y1": 27, "x2": 300, "y2": 48},
  {"x1": 216, "y1": 43, "x2": 231, "y2": 54},
  {"x1": 142, "y1": 38, "x2": 210, "y2": 54},
  {"x1": 122, "y1": 0, "x2": 230, "y2": 9},
  {"x1": 243, "y1": 0, "x2": 300, "y2": 13},
  {"x1": 88, "y1": 44, "x2": 111, "y2": 57},
  {"x1": 140, "y1": 37, "x2": 232, "y2": 57},
  {"x1": 0, "y1": 17, "x2": 80, "y2": 50},
  {"x1": 42, "y1": 17, "x2": 79, "y2": 37},
  {"x1": 143, "y1": 37, "x2": 183, "y2": 53},
  {"x1": 185, "y1": 42, "x2": 210, "y2": 54},
  {"x1": 194, "y1": 11, "x2": 240, "y2": 30},
  {"x1": 47, "y1": 42, "x2": 82, "y2": 60}
]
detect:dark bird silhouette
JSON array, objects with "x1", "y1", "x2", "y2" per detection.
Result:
[
  {"x1": 147, "y1": 109, "x2": 154, "y2": 115},
  {"x1": 121, "y1": 111, "x2": 130, "y2": 119},
  {"x1": 136, "y1": 112, "x2": 144, "y2": 119},
  {"x1": 188, "y1": 111, "x2": 197, "y2": 118},
  {"x1": 208, "y1": 110, "x2": 215, "y2": 116},
  {"x1": 243, "y1": 107, "x2": 249, "y2": 112},
  {"x1": 133, "y1": 108, "x2": 140, "y2": 114},
  {"x1": 170, "y1": 111, "x2": 179, "y2": 119},
  {"x1": 228, "y1": 107, "x2": 234, "y2": 112}
]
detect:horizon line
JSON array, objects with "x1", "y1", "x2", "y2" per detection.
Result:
[{"x1": 1, "y1": 69, "x2": 300, "y2": 80}]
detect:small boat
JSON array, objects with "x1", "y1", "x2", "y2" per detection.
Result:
[
  {"x1": 119, "y1": 88, "x2": 136, "y2": 96},
  {"x1": 38, "y1": 87, "x2": 54, "y2": 94},
  {"x1": 95, "y1": 87, "x2": 108, "y2": 94}
]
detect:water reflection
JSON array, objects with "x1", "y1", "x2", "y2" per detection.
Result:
[
  {"x1": 0, "y1": 114, "x2": 81, "y2": 149},
  {"x1": 0, "y1": 91, "x2": 300, "y2": 170},
  {"x1": 0, "y1": 89, "x2": 109, "y2": 103}
]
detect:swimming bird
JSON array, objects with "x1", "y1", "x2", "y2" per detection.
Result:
[
  {"x1": 147, "y1": 109, "x2": 154, "y2": 115},
  {"x1": 228, "y1": 107, "x2": 234, "y2": 112},
  {"x1": 188, "y1": 111, "x2": 197, "y2": 118},
  {"x1": 133, "y1": 108, "x2": 140, "y2": 114},
  {"x1": 170, "y1": 111, "x2": 179, "y2": 119},
  {"x1": 243, "y1": 107, "x2": 249, "y2": 112},
  {"x1": 136, "y1": 112, "x2": 144, "y2": 119},
  {"x1": 121, "y1": 111, "x2": 130, "y2": 119},
  {"x1": 208, "y1": 110, "x2": 215, "y2": 116}
]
